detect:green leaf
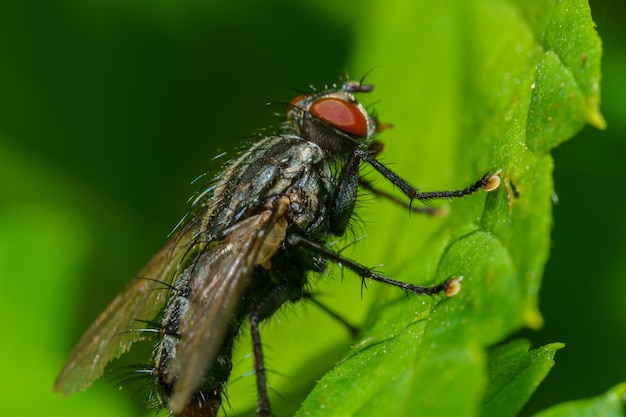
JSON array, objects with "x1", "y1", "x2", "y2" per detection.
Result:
[
  {"x1": 295, "y1": 0, "x2": 603, "y2": 416},
  {"x1": 531, "y1": 384, "x2": 626, "y2": 417},
  {"x1": 482, "y1": 339, "x2": 563, "y2": 417}
]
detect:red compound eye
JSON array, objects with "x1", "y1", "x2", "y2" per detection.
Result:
[{"x1": 309, "y1": 97, "x2": 368, "y2": 137}]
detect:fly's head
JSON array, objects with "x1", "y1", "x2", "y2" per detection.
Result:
[{"x1": 287, "y1": 81, "x2": 378, "y2": 156}]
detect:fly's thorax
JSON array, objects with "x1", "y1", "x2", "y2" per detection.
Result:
[
  {"x1": 286, "y1": 82, "x2": 377, "y2": 157},
  {"x1": 285, "y1": 158, "x2": 333, "y2": 236},
  {"x1": 199, "y1": 135, "x2": 333, "y2": 238}
]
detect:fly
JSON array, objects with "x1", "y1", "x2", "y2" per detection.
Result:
[{"x1": 54, "y1": 80, "x2": 501, "y2": 416}]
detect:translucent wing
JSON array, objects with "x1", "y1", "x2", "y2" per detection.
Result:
[
  {"x1": 54, "y1": 222, "x2": 199, "y2": 395},
  {"x1": 166, "y1": 201, "x2": 288, "y2": 414}
]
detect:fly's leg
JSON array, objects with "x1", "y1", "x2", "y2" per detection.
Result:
[
  {"x1": 302, "y1": 292, "x2": 359, "y2": 337},
  {"x1": 286, "y1": 234, "x2": 463, "y2": 298},
  {"x1": 361, "y1": 140, "x2": 443, "y2": 215},
  {"x1": 249, "y1": 310, "x2": 271, "y2": 417},
  {"x1": 358, "y1": 178, "x2": 444, "y2": 216},
  {"x1": 359, "y1": 139, "x2": 497, "y2": 213},
  {"x1": 331, "y1": 149, "x2": 500, "y2": 235},
  {"x1": 250, "y1": 290, "x2": 360, "y2": 417},
  {"x1": 324, "y1": 149, "x2": 499, "y2": 297},
  {"x1": 249, "y1": 278, "x2": 305, "y2": 417},
  {"x1": 355, "y1": 149, "x2": 500, "y2": 201}
]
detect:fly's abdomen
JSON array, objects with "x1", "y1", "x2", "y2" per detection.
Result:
[{"x1": 152, "y1": 265, "x2": 238, "y2": 417}]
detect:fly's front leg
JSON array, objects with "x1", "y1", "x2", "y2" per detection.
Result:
[
  {"x1": 358, "y1": 177, "x2": 445, "y2": 216},
  {"x1": 354, "y1": 149, "x2": 501, "y2": 202}
]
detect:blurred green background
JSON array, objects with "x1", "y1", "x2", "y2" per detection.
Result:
[{"x1": 0, "y1": 0, "x2": 623, "y2": 416}]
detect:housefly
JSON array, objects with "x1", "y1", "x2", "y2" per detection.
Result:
[{"x1": 54, "y1": 80, "x2": 500, "y2": 416}]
